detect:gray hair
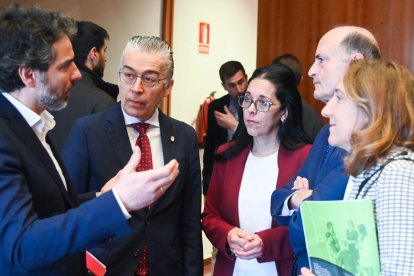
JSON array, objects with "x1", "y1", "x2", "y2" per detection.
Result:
[
  {"x1": 340, "y1": 31, "x2": 381, "y2": 60},
  {"x1": 120, "y1": 36, "x2": 174, "y2": 86}
]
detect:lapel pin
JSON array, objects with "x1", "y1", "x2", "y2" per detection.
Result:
[{"x1": 170, "y1": 136, "x2": 175, "y2": 142}]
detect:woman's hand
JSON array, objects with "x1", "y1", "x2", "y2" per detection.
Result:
[
  {"x1": 227, "y1": 227, "x2": 252, "y2": 253},
  {"x1": 227, "y1": 228, "x2": 263, "y2": 259},
  {"x1": 233, "y1": 234, "x2": 263, "y2": 259}
]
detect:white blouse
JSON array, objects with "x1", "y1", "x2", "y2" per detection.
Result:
[{"x1": 234, "y1": 150, "x2": 279, "y2": 276}]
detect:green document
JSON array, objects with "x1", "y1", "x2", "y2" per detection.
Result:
[{"x1": 301, "y1": 200, "x2": 380, "y2": 276}]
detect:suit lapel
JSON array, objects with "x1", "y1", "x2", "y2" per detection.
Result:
[
  {"x1": 47, "y1": 136, "x2": 79, "y2": 205},
  {"x1": 104, "y1": 104, "x2": 149, "y2": 219},
  {"x1": 159, "y1": 111, "x2": 176, "y2": 164},
  {"x1": 146, "y1": 110, "x2": 176, "y2": 217},
  {"x1": 0, "y1": 94, "x2": 73, "y2": 206},
  {"x1": 103, "y1": 104, "x2": 133, "y2": 166}
]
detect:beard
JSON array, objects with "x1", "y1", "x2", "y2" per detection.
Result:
[
  {"x1": 94, "y1": 58, "x2": 105, "y2": 78},
  {"x1": 38, "y1": 72, "x2": 67, "y2": 112}
]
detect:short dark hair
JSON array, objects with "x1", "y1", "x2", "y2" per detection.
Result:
[
  {"x1": 219, "y1": 61, "x2": 246, "y2": 83},
  {"x1": 217, "y1": 63, "x2": 311, "y2": 160},
  {"x1": 272, "y1": 54, "x2": 302, "y2": 86},
  {"x1": 73, "y1": 21, "x2": 109, "y2": 67},
  {"x1": 340, "y1": 31, "x2": 381, "y2": 59},
  {"x1": 0, "y1": 4, "x2": 76, "y2": 92}
]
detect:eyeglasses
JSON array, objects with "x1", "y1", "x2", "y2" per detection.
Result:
[
  {"x1": 119, "y1": 71, "x2": 166, "y2": 88},
  {"x1": 238, "y1": 95, "x2": 275, "y2": 112}
]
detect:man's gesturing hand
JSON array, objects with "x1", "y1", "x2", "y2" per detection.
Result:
[{"x1": 114, "y1": 146, "x2": 179, "y2": 211}]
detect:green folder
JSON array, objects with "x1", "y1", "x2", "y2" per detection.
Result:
[{"x1": 301, "y1": 200, "x2": 380, "y2": 276}]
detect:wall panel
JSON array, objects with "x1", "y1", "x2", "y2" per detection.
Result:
[{"x1": 258, "y1": 0, "x2": 414, "y2": 115}]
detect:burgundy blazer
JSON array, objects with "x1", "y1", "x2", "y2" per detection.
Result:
[{"x1": 202, "y1": 142, "x2": 311, "y2": 276}]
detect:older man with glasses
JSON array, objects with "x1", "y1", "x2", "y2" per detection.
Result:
[{"x1": 62, "y1": 36, "x2": 203, "y2": 276}]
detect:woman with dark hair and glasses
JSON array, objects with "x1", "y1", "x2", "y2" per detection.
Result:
[{"x1": 202, "y1": 63, "x2": 312, "y2": 276}]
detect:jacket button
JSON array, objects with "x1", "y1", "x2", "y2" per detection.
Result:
[
  {"x1": 133, "y1": 250, "x2": 140, "y2": 257},
  {"x1": 146, "y1": 221, "x2": 150, "y2": 225}
]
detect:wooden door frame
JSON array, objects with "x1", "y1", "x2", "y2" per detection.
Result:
[{"x1": 160, "y1": 0, "x2": 174, "y2": 115}]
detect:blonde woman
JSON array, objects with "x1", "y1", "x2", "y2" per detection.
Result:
[{"x1": 301, "y1": 59, "x2": 414, "y2": 275}]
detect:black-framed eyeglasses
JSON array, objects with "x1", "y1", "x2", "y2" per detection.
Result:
[
  {"x1": 238, "y1": 94, "x2": 275, "y2": 112},
  {"x1": 119, "y1": 71, "x2": 166, "y2": 88}
]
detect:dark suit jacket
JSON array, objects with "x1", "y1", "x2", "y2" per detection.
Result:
[
  {"x1": 0, "y1": 93, "x2": 131, "y2": 275},
  {"x1": 202, "y1": 142, "x2": 312, "y2": 276},
  {"x1": 49, "y1": 69, "x2": 116, "y2": 153},
  {"x1": 270, "y1": 125, "x2": 349, "y2": 274},
  {"x1": 202, "y1": 94, "x2": 244, "y2": 195},
  {"x1": 301, "y1": 99, "x2": 324, "y2": 142},
  {"x1": 62, "y1": 104, "x2": 203, "y2": 276}
]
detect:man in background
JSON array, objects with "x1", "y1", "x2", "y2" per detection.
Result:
[
  {"x1": 271, "y1": 26, "x2": 381, "y2": 274},
  {"x1": 0, "y1": 5, "x2": 178, "y2": 275},
  {"x1": 202, "y1": 60, "x2": 247, "y2": 195},
  {"x1": 62, "y1": 35, "x2": 202, "y2": 275},
  {"x1": 272, "y1": 54, "x2": 324, "y2": 141},
  {"x1": 49, "y1": 21, "x2": 117, "y2": 152}
]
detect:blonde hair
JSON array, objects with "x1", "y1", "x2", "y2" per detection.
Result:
[{"x1": 344, "y1": 59, "x2": 414, "y2": 175}]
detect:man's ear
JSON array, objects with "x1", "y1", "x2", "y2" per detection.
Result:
[
  {"x1": 85, "y1": 47, "x2": 98, "y2": 69},
  {"x1": 164, "y1": 79, "x2": 174, "y2": 97},
  {"x1": 89, "y1": 47, "x2": 98, "y2": 59},
  {"x1": 351, "y1": 52, "x2": 364, "y2": 61},
  {"x1": 18, "y1": 67, "x2": 36, "y2": 88}
]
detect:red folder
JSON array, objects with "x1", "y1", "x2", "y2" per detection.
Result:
[{"x1": 86, "y1": 250, "x2": 106, "y2": 276}]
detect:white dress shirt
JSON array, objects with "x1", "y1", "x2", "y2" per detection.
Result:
[{"x1": 2, "y1": 92, "x2": 131, "y2": 219}]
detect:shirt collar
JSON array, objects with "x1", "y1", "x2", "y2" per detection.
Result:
[
  {"x1": 2, "y1": 92, "x2": 56, "y2": 140},
  {"x1": 121, "y1": 107, "x2": 159, "y2": 127}
]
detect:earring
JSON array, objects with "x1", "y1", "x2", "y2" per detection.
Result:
[{"x1": 281, "y1": 114, "x2": 287, "y2": 122}]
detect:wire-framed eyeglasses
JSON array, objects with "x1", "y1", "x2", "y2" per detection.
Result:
[
  {"x1": 119, "y1": 71, "x2": 166, "y2": 88},
  {"x1": 238, "y1": 95, "x2": 275, "y2": 112}
]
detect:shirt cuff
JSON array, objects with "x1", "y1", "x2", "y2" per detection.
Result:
[
  {"x1": 112, "y1": 189, "x2": 132, "y2": 220},
  {"x1": 280, "y1": 192, "x2": 299, "y2": 216}
]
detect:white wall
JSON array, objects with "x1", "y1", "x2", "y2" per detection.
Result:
[
  {"x1": 3, "y1": 0, "x2": 258, "y2": 125},
  {"x1": 3, "y1": 0, "x2": 163, "y2": 84},
  {"x1": 171, "y1": 0, "x2": 258, "y2": 126},
  {"x1": 172, "y1": 0, "x2": 258, "y2": 260}
]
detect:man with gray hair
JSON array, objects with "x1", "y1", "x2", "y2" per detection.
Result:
[
  {"x1": 62, "y1": 36, "x2": 203, "y2": 275},
  {"x1": 0, "y1": 5, "x2": 178, "y2": 275},
  {"x1": 271, "y1": 26, "x2": 380, "y2": 274}
]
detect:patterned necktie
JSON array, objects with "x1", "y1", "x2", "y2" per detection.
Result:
[
  {"x1": 131, "y1": 123, "x2": 152, "y2": 276},
  {"x1": 132, "y1": 123, "x2": 153, "y2": 171}
]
